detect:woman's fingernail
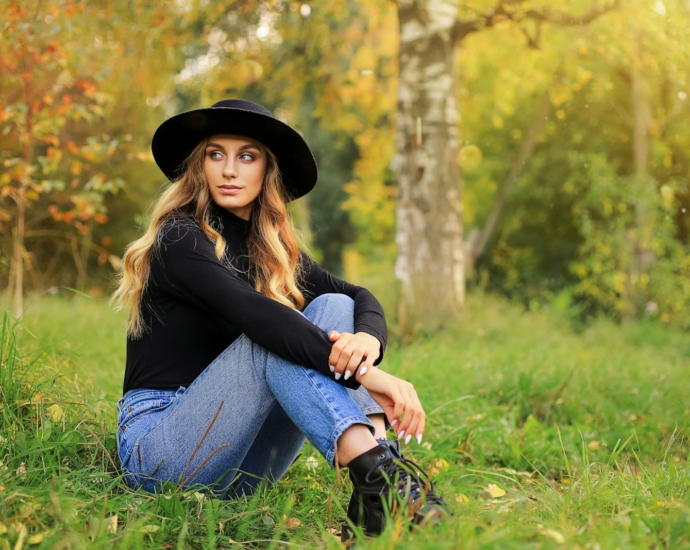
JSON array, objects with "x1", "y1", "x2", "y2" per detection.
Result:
[
  {"x1": 334, "y1": 372, "x2": 341, "y2": 380},
  {"x1": 359, "y1": 367, "x2": 368, "y2": 376},
  {"x1": 417, "y1": 434, "x2": 423, "y2": 445},
  {"x1": 405, "y1": 434, "x2": 411, "y2": 445},
  {"x1": 329, "y1": 365, "x2": 335, "y2": 373},
  {"x1": 390, "y1": 419, "x2": 397, "y2": 427},
  {"x1": 398, "y1": 430, "x2": 405, "y2": 440},
  {"x1": 344, "y1": 370, "x2": 351, "y2": 380}
]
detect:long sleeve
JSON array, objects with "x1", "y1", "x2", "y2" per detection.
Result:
[
  {"x1": 124, "y1": 214, "x2": 387, "y2": 393},
  {"x1": 300, "y1": 253, "x2": 387, "y2": 364}
]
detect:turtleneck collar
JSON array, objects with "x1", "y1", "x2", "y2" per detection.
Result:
[{"x1": 209, "y1": 203, "x2": 252, "y2": 237}]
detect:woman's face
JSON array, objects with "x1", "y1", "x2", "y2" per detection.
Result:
[{"x1": 204, "y1": 135, "x2": 266, "y2": 220}]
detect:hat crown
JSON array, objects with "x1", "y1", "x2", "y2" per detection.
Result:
[{"x1": 210, "y1": 99, "x2": 273, "y2": 118}]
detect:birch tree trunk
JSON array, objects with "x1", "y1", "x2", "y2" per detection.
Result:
[{"x1": 393, "y1": 0, "x2": 463, "y2": 333}]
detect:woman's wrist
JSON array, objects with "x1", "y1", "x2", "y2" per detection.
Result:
[{"x1": 355, "y1": 363, "x2": 379, "y2": 385}]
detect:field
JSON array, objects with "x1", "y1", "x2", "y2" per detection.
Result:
[{"x1": 2, "y1": 292, "x2": 690, "y2": 549}]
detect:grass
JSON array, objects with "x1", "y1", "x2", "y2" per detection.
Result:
[{"x1": 2, "y1": 291, "x2": 690, "y2": 548}]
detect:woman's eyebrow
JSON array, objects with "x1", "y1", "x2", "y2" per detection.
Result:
[
  {"x1": 206, "y1": 142, "x2": 226, "y2": 151},
  {"x1": 205, "y1": 142, "x2": 262, "y2": 152}
]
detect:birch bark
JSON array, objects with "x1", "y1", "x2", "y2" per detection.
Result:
[{"x1": 393, "y1": 0, "x2": 463, "y2": 332}]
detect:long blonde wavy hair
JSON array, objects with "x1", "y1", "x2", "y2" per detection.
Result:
[{"x1": 112, "y1": 137, "x2": 305, "y2": 337}]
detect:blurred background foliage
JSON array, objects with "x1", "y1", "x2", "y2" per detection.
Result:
[{"x1": 1, "y1": 0, "x2": 689, "y2": 329}]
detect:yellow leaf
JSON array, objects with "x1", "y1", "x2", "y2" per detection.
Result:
[
  {"x1": 46, "y1": 404, "x2": 64, "y2": 422},
  {"x1": 141, "y1": 525, "x2": 159, "y2": 534},
  {"x1": 16, "y1": 462, "x2": 27, "y2": 477},
  {"x1": 588, "y1": 440, "x2": 600, "y2": 450},
  {"x1": 454, "y1": 494, "x2": 469, "y2": 505},
  {"x1": 486, "y1": 484, "x2": 506, "y2": 498},
  {"x1": 0, "y1": 521, "x2": 6, "y2": 535},
  {"x1": 285, "y1": 517, "x2": 301, "y2": 529},
  {"x1": 429, "y1": 458, "x2": 449, "y2": 476},
  {"x1": 30, "y1": 392, "x2": 44, "y2": 405},
  {"x1": 539, "y1": 528, "x2": 565, "y2": 544},
  {"x1": 107, "y1": 515, "x2": 118, "y2": 535},
  {"x1": 28, "y1": 532, "x2": 45, "y2": 545}
]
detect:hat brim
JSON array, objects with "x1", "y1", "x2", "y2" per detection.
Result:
[{"x1": 151, "y1": 106, "x2": 317, "y2": 201}]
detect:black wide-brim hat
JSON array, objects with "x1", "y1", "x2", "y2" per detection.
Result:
[{"x1": 151, "y1": 99, "x2": 317, "y2": 200}]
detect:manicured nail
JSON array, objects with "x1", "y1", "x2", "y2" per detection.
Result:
[
  {"x1": 405, "y1": 434, "x2": 411, "y2": 445},
  {"x1": 359, "y1": 367, "x2": 368, "y2": 376},
  {"x1": 334, "y1": 372, "x2": 341, "y2": 380},
  {"x1": 390, "y1": 419, "x2": 397, "y2": 428},
  {"x1": 417, "y1": 434, "x2": 423, "y2": 445},
  {"x1": 329, "y1": 365, "x2": 335, "y2": 373},
  {"x1": 344, "y1": 370, "x2": 351, "y2": 380},
  {"x1": 398, "y1": 430, "x2": 405, "y2": 440}
]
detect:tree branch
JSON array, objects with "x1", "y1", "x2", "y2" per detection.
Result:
[
  {"x1": 468, "y1": 92, "x2": 552, "y2": 262},
  {"x1": 451, "y1": 0, "x2": 620, "y2": 46}
]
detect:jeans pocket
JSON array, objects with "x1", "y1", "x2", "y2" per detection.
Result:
[{"x1": 117, "y1": 389, "x2": 177, "y2": 469}]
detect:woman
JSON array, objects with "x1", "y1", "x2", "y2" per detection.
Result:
[{"x1": 112, "y1": 99, "x2": 445, "y2": 538}]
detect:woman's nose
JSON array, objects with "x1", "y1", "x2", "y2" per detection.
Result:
[{"x1": 222, "y1": 159, "x2": 238, "y2": 178}]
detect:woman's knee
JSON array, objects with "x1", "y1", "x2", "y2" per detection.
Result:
[
  {"x1": 305, "y1": 293, "x2": 354, "y2": 316},
  {"x1": 302, "y1": 294, "x2": 355, "y2": 333}
]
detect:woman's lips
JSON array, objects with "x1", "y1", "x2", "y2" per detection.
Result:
[{"x1": 217, "y1": 185, "x2": 242, "y2": 195}]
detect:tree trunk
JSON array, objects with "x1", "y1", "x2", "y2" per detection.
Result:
[
  {"x1": 13, "y1": 74, "x2": 32, "y2": 319},
  {"x1": 393, "y1": 0, "x2": 463, "y2": 333},
  {"x1": 626, "y1": 58, "x2": 654, "y2": 319}
]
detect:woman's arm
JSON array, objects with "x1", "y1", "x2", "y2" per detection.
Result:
[
  {"x1": 300, "y1": 253, "x2": 387, "y2": 379},
  {"x1": 153, "y1": 220, "x2": 362, "y2": 388}
]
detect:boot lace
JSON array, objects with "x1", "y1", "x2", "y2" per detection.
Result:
[{"x1": 381, "y1": 451, "x2": 446, "y2": 509}]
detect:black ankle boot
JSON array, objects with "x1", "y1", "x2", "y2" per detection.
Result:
[{"x1": 342, "y1": 439, "x2": 447, "y2": 541}]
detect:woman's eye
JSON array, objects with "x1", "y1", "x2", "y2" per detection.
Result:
[
  {"x1": 239, "y1": 153, "x2": 254, "y2": 161},
  {"x1": 208, "y1": 151, "x2": 223, "y2": 159}
]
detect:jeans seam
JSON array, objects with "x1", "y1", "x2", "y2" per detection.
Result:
[
  {"x1": 297, "y1": 366, "x2": 374, "y2": 465},
  {"x1": 359, "y1": 405, "x2": 384, "y2": 416}
]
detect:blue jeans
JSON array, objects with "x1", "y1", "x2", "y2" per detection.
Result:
[{"x1": 116, "y1": 294, "x2": 384, "y2": 498}]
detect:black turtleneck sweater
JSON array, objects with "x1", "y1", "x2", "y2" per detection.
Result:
[{"x1": 122, "y1": 207, "x2": 387, "y2": 394}]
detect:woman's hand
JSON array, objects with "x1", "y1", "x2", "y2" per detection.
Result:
[
  {"x1": 355, "y1": 368, "x2": 426, "y2": 445},
  {"x1": 327, "y1": 331, "x2": 381, "y2": 381}
]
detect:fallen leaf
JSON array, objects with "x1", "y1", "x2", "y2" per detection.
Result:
[
  {"x1": 140, "y1": 525, "x2": 159, "y2": 534},
  {"x1": 46, "y1": 404, "x2": 64, "y2": 422},
  {"x1": 30, "y1": 392, "x2": 44, "y2": 405},
  {"x1": 455, "y1": 494, "x2": 470, "y2": 505},
  {"x1": 107, "y1": 515, "x2": 117, "y2": 535},
  {"x1": 0, "y1": 521, "x2": 6, "y2": 535},
  {"x1": 429, "y1": 458, "x2": 449, "y2": 476},
  {"x1": 28, "y1": 532, "x2": 45, "y2": 545},
  {"x1": 485, "y1": 484, "x2": 506, "y2": 498},
  {"x1": 588, "y1": 440, "x2": 600, "y2": 451},
  {"x1": 16, "y1": 462, "x2": 27, "y2": 477},
  {"x1": 539, "y1": 528, "x2": 565, "y2": 544},
  {"x1": 285, "y1": 517, "x2": 301, "y2": 529}
]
